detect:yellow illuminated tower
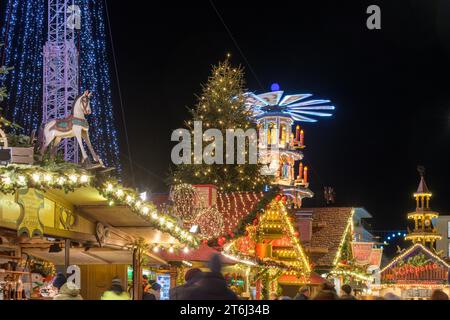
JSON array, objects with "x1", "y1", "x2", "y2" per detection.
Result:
[{"x1": 404, "y1": 167, "x2": 441, "y2": 248}]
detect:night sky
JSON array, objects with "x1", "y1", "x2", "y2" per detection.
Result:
[{"x1": 106, "y1": 0, "x2": 450, "y2": 234}]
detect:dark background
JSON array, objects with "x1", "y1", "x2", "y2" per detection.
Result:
[{"x1": 104, "y1": 0, "x2": 450, "y2": 234}]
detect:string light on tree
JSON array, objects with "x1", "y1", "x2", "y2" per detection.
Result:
[{"x1": 171, "y1": 57, "x2": 273, "y2": 192}]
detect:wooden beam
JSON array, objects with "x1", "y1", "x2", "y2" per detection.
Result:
[
  {"x1": 144, "y1": 250, "x2": 167, "y2": 265},
  {"x1": 64, "y1": 239, "x2": 70, "y2": 272},
  {"x1": 304, "y1": 247, "x2": 329, "y2": 254},
  {"x1": 80, "y1": 250, "x2": 112, "y2": 264},
  {"x1": 312, "y1": 222, "x2": 327, "y2": 228}
]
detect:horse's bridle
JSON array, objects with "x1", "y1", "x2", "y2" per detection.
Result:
[{"x1": 80, "y1": 96, "x2": 90, "y2": 115}]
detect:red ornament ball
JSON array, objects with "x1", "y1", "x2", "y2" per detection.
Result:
[
  {"x1": 218, "y1": 237, "x2": 226, "y2": 246},
  {"x1": 275, "y1": 195, "x2": 282, "y2": 202}
]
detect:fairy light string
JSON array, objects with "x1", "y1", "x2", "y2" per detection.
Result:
[{"x1": 0, "y1": 164, "x2": 199, "y2": 247}]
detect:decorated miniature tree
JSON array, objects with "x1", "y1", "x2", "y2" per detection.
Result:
[{"x1": 171, "y1": 56, "x2": 272, "y2": 192}]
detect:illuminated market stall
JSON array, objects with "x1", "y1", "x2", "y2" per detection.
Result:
[
  {"x1": 372, "y1": 170, "x2": 450, "y2": 299},
  {"x1": 295, "y1": 207, "x2": 379, "y2": 296},
  {"x1": 218, "y1": 195, "x2": 312, "y2": 300},
  {"x1": 0, "y1": 163, "x2": 198, "y2": 300}
]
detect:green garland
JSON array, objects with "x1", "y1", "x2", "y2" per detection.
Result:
[
  {"x1": 0, "y1": 163, "x2": 200, "y2": 248},
  {"x1": 208, "y1": 186, "x2": 280, "y2": 247},
  {"x1": 0, "y1": 163, "x2": 92, "y2": 194}
]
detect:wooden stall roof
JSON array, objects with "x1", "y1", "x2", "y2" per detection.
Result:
[
  {"x1": 49, "y1": 187, "x2": 181, "y2": 246},
  {"x1": 304, "y1": 207, "x2": 355, "y2": 268},
  {"x1": 278, "y1": 272, "x2": 329, "y2": 286}
]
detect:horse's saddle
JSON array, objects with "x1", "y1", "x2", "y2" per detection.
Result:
[{"x1": 50, "y1": 116, "x2": 89, "y2": 132}]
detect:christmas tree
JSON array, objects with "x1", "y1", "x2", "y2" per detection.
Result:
[
  {"x1": 171, "y1": 56, "x2": 272, "y2": 192},
  {"x1": 0, "y1": 56, "x2": 19, "y2": 131}
]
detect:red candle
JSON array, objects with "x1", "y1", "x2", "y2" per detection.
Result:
[
  {"x1": 304, "y1": 166, "x2": 308, "y2": 184},
  {"x1": 298, "y1": 162, "x2": 303, "y2": 180},
  {"x1": 300, "y1": 130, "x2": 305, "y2": 147},
  {"x1": 296, "y1": 125, "x2": 301, "y2": 143}
]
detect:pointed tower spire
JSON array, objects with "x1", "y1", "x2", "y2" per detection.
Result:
[
  {"x1": 414, "y1": 166, "x2": 432, "y2": 210},
  {"x1": 405, "y1": 166, "x2": 441, "y2": 248},
  {"x1": 416, "y1": 166, "x2": 430, "y2": 194}
]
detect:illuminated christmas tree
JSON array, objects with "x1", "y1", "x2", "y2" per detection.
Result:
[{"x1": 171, "y1": 57, "x2": 272, "y2": 192}]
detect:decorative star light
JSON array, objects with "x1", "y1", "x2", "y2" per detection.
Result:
[{"x1": 245, "y1": 91, "x2": 335, "y2": 122}]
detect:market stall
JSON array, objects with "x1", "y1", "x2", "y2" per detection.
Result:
[
  {"x1": 372, "y1": 171, "x2": 450, "y2": 300},
  {"x1": 0, "y1": 163, "x2": 199, "y2": 300},
  {"x1": 373, "y1": 244, "x2": 450, "y2": 299},
  {"x1": 218, "y1": 195, "x2": 312, "y2": 300}
]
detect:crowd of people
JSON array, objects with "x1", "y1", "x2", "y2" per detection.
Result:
[
  {"x1": 279, "y1": 283, "x2": 450, "y2": 301},
  {"x1": 49, "y1": 254, "x2": 450, "y2": 301}
]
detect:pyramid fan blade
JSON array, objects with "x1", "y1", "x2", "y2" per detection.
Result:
[
  {"x1": 279, "y1": 94, "x2": 313, "y2": 106},
  {"x1": 290, "y1": 113, "x2": 318, "y2": 122},
  {"x1": 289, "y1": 105, "x2": 335, "y2": 111},
  {"x1": 289, "y1": 100, "x2": 331, "y2": 107},
  {"x1": 292, "y1": 111, "x2": 333, "y2": 117}
]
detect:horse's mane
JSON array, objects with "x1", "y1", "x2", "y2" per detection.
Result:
[{"x1": 70, "y1": 94, "x2": 84, "y2": 116}]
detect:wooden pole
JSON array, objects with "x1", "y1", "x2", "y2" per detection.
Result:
[
  {"x1": 64, "y1": 239, "x2": 70, "y2": 274},
  {"x1": 132, "y1": 248, "x2": 142, "y2": 300}
]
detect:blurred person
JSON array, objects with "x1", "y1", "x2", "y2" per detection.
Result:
[
  {"x1": 431, "y1": 289, "x2": 449, "y2": 300},
  {"x1": 312, "y1": 283, "x2": 338, "y2": 300},
  {"x1": 52, "y1": 273, "x2": 67, "y2": 291},
  {"x1": 340, "y1": 284, "x2": 357, "y2": 300},
  {"x1": 53, "y1": 281, "x2": 83, "y2": 300},
  {"x1": 383, "y1": 292, "x2": 401, "y2": 300},
  {"x1": 142, "y1": 275, "x2": 149, "y2": 287},
  {"x1": 101, "y1": 277, "x2": 131, "y2": 300},
  {"x1": 182, "y1": 254, "x2": 238, "y2": 300},
  {"x1": 270, "y1": 292, "x2": 279, "y2": 300},
  {"x1": 143, "y1": 282, "x2": 161, "y2": 300},
  {"x1": 294, "y1": 286, "x2": 310, "y2": 300},
  {"x1": 170, "y1": 268, "x2": 203, "y2": 300}
]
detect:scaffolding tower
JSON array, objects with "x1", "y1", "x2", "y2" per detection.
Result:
[{"x1": 42, "y1": 0, "x2": 79, "y2": 162}]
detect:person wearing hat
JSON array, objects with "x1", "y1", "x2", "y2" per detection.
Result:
[
  {"x1": 169, "y1": 268, "x2": 203, "y2": 300},
  {"x1": 101, "y1": 277, "x2": 131, "y2": 300},
  {"x1": 52, "y1": 273, "x2": 67, "y2": 291}
]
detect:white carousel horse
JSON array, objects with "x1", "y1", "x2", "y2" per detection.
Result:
[{"x1": 40, "y1": 90, "x2": 103, "y2": 166}]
